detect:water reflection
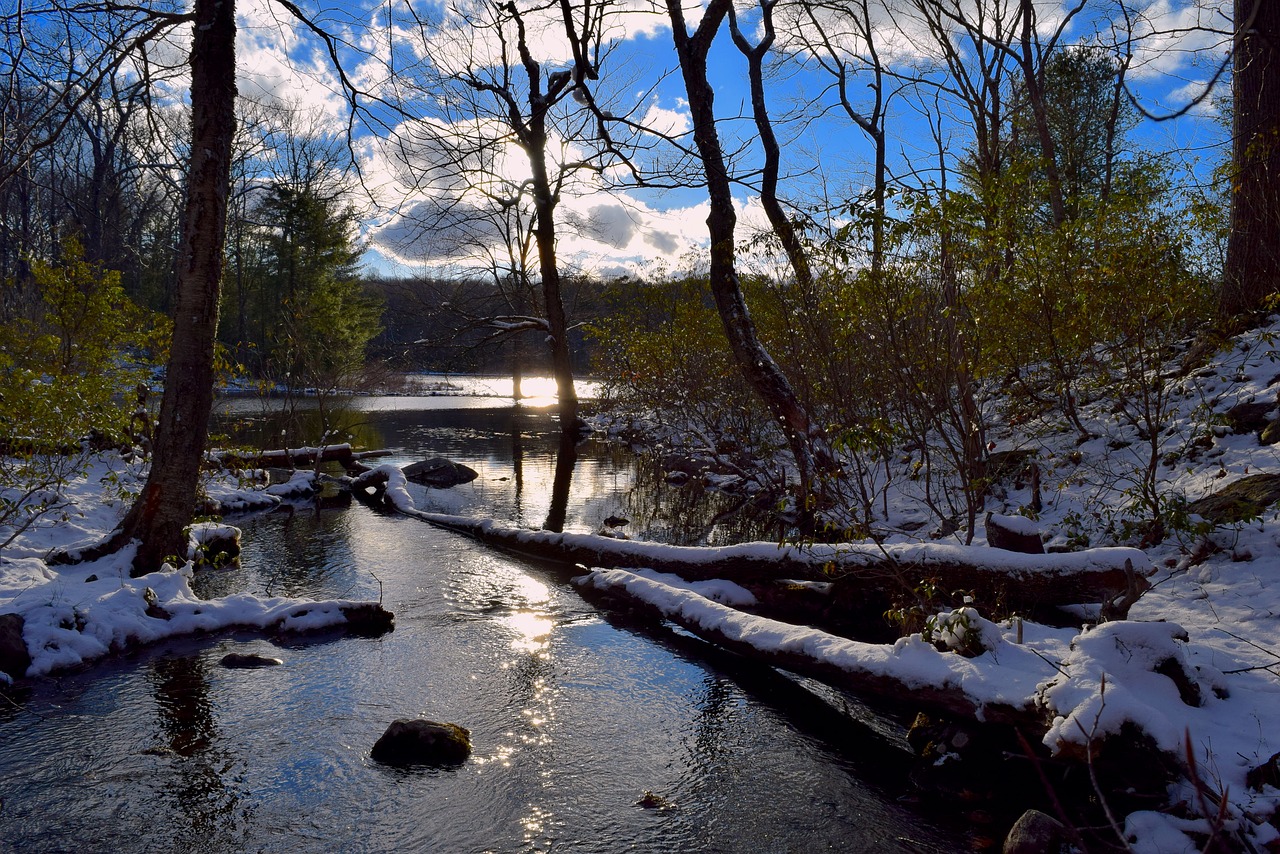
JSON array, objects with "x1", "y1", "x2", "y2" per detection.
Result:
[
  {"x1": 214, "y1": 396, "x2": 776, "y2": 546},
  {"x1": 151, "y1": 655, "x2": 216, "y2": 757},
  {"x1": 543, "y1": 428, "x2": 578, "y2": 532},
  {"x1": 149, "y1": 655, "x2": 248, "y2": 852}
]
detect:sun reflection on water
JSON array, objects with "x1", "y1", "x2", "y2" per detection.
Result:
[{"x1": 504, "y1": 611, "x2": 555, "y2": 653}]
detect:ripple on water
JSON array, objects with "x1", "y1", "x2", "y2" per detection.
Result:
[{"x1": 0, "y1": 402, "x2": 962, "y2": 852}]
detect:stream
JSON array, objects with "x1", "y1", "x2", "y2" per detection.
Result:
[{"x1": 0, "y1": 378, "x2": 964, "y2": 852}]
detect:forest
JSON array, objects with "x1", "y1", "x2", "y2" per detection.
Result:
[{"x1": 4, "y1": 0, "x2": 1280, "y2": 851}]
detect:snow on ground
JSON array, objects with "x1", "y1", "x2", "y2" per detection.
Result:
[
  {"x1": 587, "y1": 317, "x2": 1280, "y2": 850},
  {"x1": 0, "y1": 457, "x2": 381, "y2": 680},
  {"x1": 3, "y1": 319, "x2": 1280, "y2": 849}
]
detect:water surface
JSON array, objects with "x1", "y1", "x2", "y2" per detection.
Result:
[{"x1": 0, "y1": 385, "x2": 961, "y2": 852}]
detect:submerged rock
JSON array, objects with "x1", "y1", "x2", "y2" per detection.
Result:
[
  {"x1": 0, "y1": 613, "x2": 31, "y2": 680},
  {"x1": 371, "y1": 719, "x2": 472, "y2": 766},
  {"x1": 403, "y1": 458, "x2": 478, "y2": 489},
  {"x1": 340, "y1": 603, "x2": 395, "y2": 637},
  {"x1": 636, "y1": 791, "x2": 675, "y2": 810},
  {"x1": 220, "y1": 652, "x2": 283, "y2": 669}
]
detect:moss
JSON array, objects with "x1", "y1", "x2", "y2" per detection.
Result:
[{"x1": 1187, "y1": 473, "x2": 1280, "y2": 524}]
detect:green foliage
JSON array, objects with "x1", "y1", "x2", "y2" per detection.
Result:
[
  {"x1": 221, "y1": 180, "x2": 382, "y2": 394},
  {"x1": 884, "y1": 578, "x2": 987, "y2": 656},
  {"x1": 590, "y1": 276, "x2": 770, "y2": 452},
  {"x1": 0, "y1": 237, "x2": 168, "y2": 445},
  {"x1": 0, "y1": 237, "x2": 169, "y2": 544}
]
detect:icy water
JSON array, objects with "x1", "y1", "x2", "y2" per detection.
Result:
[{"x1": 0, "y1": 380, "x2": 961, "y2": 853}]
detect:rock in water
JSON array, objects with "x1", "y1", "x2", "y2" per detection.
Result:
[
  {"x1": 402, "y1": 458, "x2": 479, "y2": 489},
  {"x1": 372, "y1": 719, "x2": 472, "y2": 767},
  {"x1": 220, "y1": 653, "x2": 283, "y2": 669},
  {"x1": 1003, "y1": 809, "x2": 1067, "y2": 854},
  {"x1": 0, "y1": 613, "x2": 31, "y2": 680}
]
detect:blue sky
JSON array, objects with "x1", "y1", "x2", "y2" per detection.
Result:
[{"x1": 232, "y1": 0, "x2": 1232, "y2": 279}]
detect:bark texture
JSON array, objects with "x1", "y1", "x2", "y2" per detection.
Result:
[
  {"x1": 665, "y1": 0, "x2": 825, "y2": 500},
  {"x1": 118, "y1": 0, "x2": 236, "y2": 573},
  {"x1": 1223, "y1": 0, "x2": 1280, "y2": 321}
]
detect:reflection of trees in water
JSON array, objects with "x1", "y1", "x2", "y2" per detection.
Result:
[
  {"x1": 624, "y1": 457, "x2": 775, "y2": 546},
  {"x1": 213, "y1": 400, "x2": 777, "y2": 545},
  {"x1": 212, "y1": 400, "x2": 385, "y2": 452},
  {"x1": 149, "y1": 655, "x2": 249, "y2": 851},
  {"x1": 543, "y1": 429, "x2": 577, "y2": 532},
  {"x1": 189, "y1": 509, "x2": 361, "y2": 600},
  {"x1": 689, "y1": 675, "x2": 741, "y2": 763}
]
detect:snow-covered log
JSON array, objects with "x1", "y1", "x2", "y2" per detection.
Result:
[
  {"x1": 416, "y1": 514, "x2": 1151, "y2": 619},
  {"x1": 576, "y1": 568, "x2": 1048, "y2": 729}
]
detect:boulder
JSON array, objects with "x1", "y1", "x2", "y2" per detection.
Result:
[
  {"x1": 1224, "y1": 400, "x2": 1276, "y2": 436},
  {"x1": 1187, "y1": 474, "x2": 1280, "y2": 524},
  {"x1": 986, "y1": 449, "x2": 1036, "y2": 484},
  {"x1": 403, "y1": 458, "x2": 479, "y2": 489},
  {"x1": 985, "y1": 512, "x2": 1044, "y2": 554},
  {"x1": 1003, "y1": 809, "x2": 1068, "y2": 854},
  {"x1": 371, "y1": 719, "x2": 472, "y2": 766},
  {"x1": 220, "y1": 653, "x2": 283, "y2": 669},
  {"x1": 0, "y1": 613, "x2": 31, "y2": 680},
  {"x1": 1247, "y1": 751, "x2": 1280, "y2": 791},
  {"x1": 1262, "y1": 417, "x2": 1280, "y2": 446}
]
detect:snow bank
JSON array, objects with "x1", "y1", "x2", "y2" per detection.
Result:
[
  {"x1": 2, "y1": 549, "x2": 377, "y2": 677},
  {"x1": 0, "y1": 455, "x2": 388, "y2": 679},
  {"x1": 576, "y1": 567, "x2": 1057, "y2": 720}
]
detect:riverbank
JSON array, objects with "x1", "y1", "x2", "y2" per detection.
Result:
[{"x1": 3, "y1": 318, "x2": 1280, "y2": 850}]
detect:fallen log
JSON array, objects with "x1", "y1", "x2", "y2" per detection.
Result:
[
  {"x1": 414, "y1": 513, "x2": 1151, "y2": 620},
  {"x1": 576, "y1": 568, "x2": 1049, "y2": 730},
  {"x1": 210, "y1": 444, "x2": 391, "y2": 474}
]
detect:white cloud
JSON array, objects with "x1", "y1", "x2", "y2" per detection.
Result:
[
  {"x1": 1121, "y1": 0, "x2": 1232, "y2": 81},
  {"x1": 236, "y1": 0, "x2": 350, "y2": 129},
  {"x1": 640, "y1": 99, "x2": 692, "y2": 138}
]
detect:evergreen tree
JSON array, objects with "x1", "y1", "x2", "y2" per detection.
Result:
[{"x1": 242, "y1": 182, "x2": 381, "y2": 395}]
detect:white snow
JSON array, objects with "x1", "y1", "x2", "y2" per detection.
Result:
[
  {"x1": 4, "y1": 318, "x2": 1280, "y2": 848},
  {"x1": 987, "y1": 511, "x2": 1041, "y2": 537},
  {"x1": 1, "y1": 456, "x2": 384, "y2": 678}
]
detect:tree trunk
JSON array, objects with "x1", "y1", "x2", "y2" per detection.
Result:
[
  {"x1": 531, "y1": 181, "x2": 579, "y2": 432},
  {"x1": 728, "y1": 2, "x2": 814, "y2": 294},
  {"x1": 665, "y1": 0, "x2": 824, "y2": 507},
  {"x1": 1018, "y1": 0, "x2": 1067, "y2": 227},
  {"x1": 117, "y1": 0, "x2": 236, "y2": 574},
  {"x1": 1222, "y1": 0, "x2": 1280, "y2": 322},
  {"x1": 515, "y1": 24, "x2": 578, "y2": 435}
]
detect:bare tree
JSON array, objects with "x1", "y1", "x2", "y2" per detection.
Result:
[
  {"x1": 383, "y1": 0, "x2": 626, "y2": 436},
  {"x1": 784, "y1": 0, "x2": 890, "y2": 276},
  {"x1": 663, "y1": 0, "x2": 830, "y2": 516}
]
